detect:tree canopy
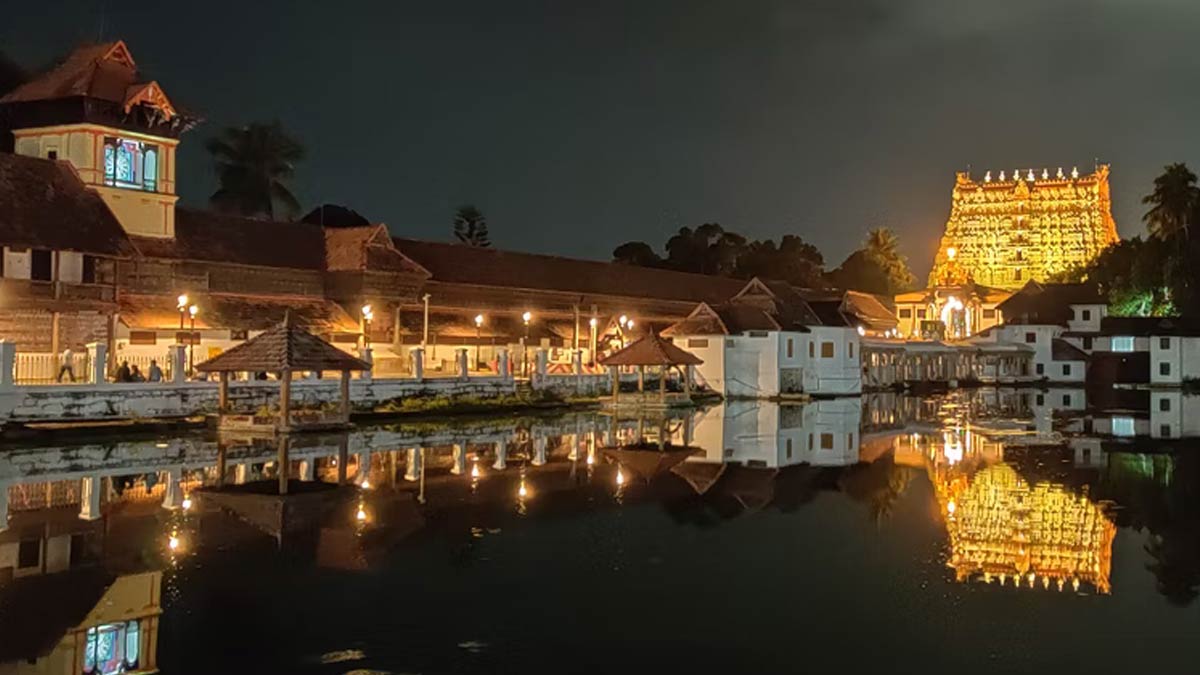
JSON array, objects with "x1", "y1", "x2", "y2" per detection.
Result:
[
  {"x1": 206, "y1": 121, "x2": 305, "y2": 220},
  {"x1": 826, "y1": 228, "x2": 915, "y2": 295},
  {"x1": 611, "y1": 224, "x2": 825, "y2": 288},
  {"x1": 453, "y1": 205, "x2": 491, "y2": 247}
]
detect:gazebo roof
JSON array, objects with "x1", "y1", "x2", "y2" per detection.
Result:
[
  {"x1": 196, "y1": 316, "x2": 370, "y2": 373},
  {"x1": 599, "y1": 333, "x2": 703, "y2": 367}
]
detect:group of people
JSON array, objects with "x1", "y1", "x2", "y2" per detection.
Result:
[{"x1": 114, "y1": 359, "x2": 164, "y2": 383}]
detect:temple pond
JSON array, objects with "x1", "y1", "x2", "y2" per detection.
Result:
[{"x1": 2, "y1": 388, "x2": 1199, "y2": 673}]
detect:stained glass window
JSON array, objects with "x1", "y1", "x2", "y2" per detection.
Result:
[
  {"x1": 103, "y1": 142, "x2": 116, "y2": 185},
  {"x1": 82, "y1": 620, "x2": 139, "y2": 675},
  {"x1": 115, "y1": 142, "x2": 134, "y2": 185},
  {"x1": 143, "y1": 148, "x2": 157, "y2": 192},
  {"x1": 102, "y1": 137, "x2": 158, "y2": 192}
]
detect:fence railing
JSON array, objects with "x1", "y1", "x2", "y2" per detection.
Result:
[{"x1": 14, "y1": 352, "x2": 92, "y2": 385}]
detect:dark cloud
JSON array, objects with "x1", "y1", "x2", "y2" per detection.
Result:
[{"x1": 3, "y1": 0, "x2": 1198, "y2": 278}]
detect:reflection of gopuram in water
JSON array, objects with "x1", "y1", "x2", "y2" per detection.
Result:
[
  {"x1": 937, "y1": 463, "x2": 1114, "y2": 594},
  {"x1": 891, "y1": 393, "x2": 1117, "y2": 594}
]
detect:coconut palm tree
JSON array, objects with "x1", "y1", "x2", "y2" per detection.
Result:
[
  {"x1": 206, "y1": 121, "x2": 305, "y2": 220},
  {"x1": 1142, "y1": 163, "x2": 1199, "y2": 240},
  {"x1": 453, "y1": 205, "x2": 491, "y2": 247},
  {"x1": 863, "y1": 227, "x2": 915, "y2": 293}
]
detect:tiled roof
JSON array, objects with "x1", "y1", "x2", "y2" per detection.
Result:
[
  {"x1": 324, "y1": 225, "x2": 429, "y2": 276},
  {"x1": 1101, "y1": 316, "x2": 1200, "y2": 337},
  {"x1": 134, "y1": 208, "x2": 328, "y2": 270},
  {"x1": 998, "y1": 281, "x2": 1104, "y2": 325},
  {"x1": 196, "y1": 317, "x2": 369, "y2": 372},
  {"x1": 0, "y1": 42, "x2": 134, "y2": 104},
  {"x1": 0, "y1": 152, "x2": 134, "y2": 256},
  {"x1": 392, "y1": 237, "x2": 748, "y2": 305},
  {"x1": 119, "y1": 293, "x2": 360, "y2": 333},
  {"x1": 1051, "y1": 338, "x2": 1089, "y2": 361},
  {"x1": 600, "y1": 332, "x2": 703, "y2": 366}
]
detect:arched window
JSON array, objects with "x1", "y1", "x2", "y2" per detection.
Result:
[
  {"x1": 143, "y1": 148, "x2": 158, "y2": 192},
  {"x1": 82, "y1": 620, "x2": 140, "y2": 675},
  {"x1": 115, "y1": 142, "x2": 134, "y2": 185},
  {"x1": 103, "y1": 141, "x2": 116, "y2": 185}
]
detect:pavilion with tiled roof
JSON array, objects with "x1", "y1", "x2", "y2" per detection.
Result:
[
  {"x1": 599, "y1": 332, "x2": 702, "y2": 404},
  {"x1": 196, "y1": 316, "x2": 369, "y2": 435}
]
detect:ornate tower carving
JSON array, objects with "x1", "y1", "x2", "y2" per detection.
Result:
[{"x1": 928, "y1": 165, "x2": 1118, "y2": 290}]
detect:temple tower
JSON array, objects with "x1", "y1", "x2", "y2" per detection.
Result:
[
  {"x1": 928, "y1": 165, "x2": 1118, "y2": 290},
  {"x1": 0, "y1": 41, "x2": 197, "y2": 238}
]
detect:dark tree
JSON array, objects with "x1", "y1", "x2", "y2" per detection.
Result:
[
  {"x1": 736, "y1": 236, "x2": 825, "y2": 288},
  {"x1": 453, "y1": 205, "x2": 491, "y2": 247},
  {"x1": 206, "y1": 121, "x2": 305, "y2": 220},
  {"x1": 0, "y1": 51, "x2": 27, "y2": 97},
  {"x1": 612, "y1": 241, "x2": 663, "y2": 267},
  {"x1": 1143, "y1": 163, "x2": 1199, "y2": 240}
]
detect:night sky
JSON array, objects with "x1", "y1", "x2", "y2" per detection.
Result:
[{"x1": 4, "y1": 1, "x2": 1198, "y2": 277}]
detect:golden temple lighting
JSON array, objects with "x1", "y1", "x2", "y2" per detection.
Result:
[
  {"x1": 934, "y1": 463, "x2": 1114, "y2": 594},
  {"x1": 929, "y1": 165, "x2": 1118, "y2": 290}
]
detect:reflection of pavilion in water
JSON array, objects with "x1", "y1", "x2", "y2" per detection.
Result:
[{"x1": 892, "y1": 410, "x2": 1116, "y2": 594}]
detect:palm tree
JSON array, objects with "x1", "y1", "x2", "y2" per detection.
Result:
[
  {"x1": 863, "y1": 227, "x2": 915, "y2": 294},
  {"x1": 1142, "y1": 163, "x2": 1199, "y2": 240},
  {"x1": 453, "y1": 205, "x2": 491, "y2": 247},
  {"x1": 206, "y1": 121, "x2": 305, "y2": 220}
]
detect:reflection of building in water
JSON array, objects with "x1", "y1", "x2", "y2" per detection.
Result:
[
  {"x1": 936, "y1": 463, "x2": 1114, "y2": 594},
  {"x1": 682, "y1": 398, "x2": 863, "y2": 468},
  {"x1": 0, "y1": 571, "x2": 162, "y2": 674}
]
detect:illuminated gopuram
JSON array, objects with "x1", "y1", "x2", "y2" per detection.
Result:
[
  {"x1": 935, "y1": 463, "x2": 1115, "y2": 594},
  {"x1": 928, "y1": 165, "x2": 1119, "y2": 291}
]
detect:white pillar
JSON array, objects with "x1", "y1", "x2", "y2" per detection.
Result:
[
  {"x1": 169, "y1": 344, "x2": 187, "y2": 384},
  {"x1": 497, "y1": 347, "x2": 510, "y2": 382},
  {"x1": 409, "y1": 347, "x2": 424, "y2": 381},
  {"x1": 492, "y1": 441, "x2": 507, "y2": 471},
  {"x1": 161, "y1": 467, "x2": 183, "y2": 510},
  {"x1": 359, "y1": 347, "x2": 374, "y2": 381},
  {"x1": 0, "y1": 340, "x2": 13, "y2": 390},
  {"x1": 235, "y1": 463, "x2": 250, "y2": 485},
  {"x1": 404, "y1": 447, "x2": 422, "y2": 482},
  {"x1": 451, "y1": 443, "x2": 466, "y2": 475},
  {"x1": 456, "y1": 348, "x2": 470, "y2": 381},
  {"x1": 299, "y1": 459, "x2": 314, "y2": 481},
  {"x1": 535, "y1": 348, "x2": 549, "y2": 381},
  {"x1": 79, "y1": 475, "x2": 102, "y2": 521},
  {"x1": 86, "y1": 341, "x2": 107, "y2": 384},
  {"x1": 532, "y1": 435, "x2": 547, "y2": 466}
]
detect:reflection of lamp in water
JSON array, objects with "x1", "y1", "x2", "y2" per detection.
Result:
[
  {"x1": 181, "y1": 496, "x2": 192, "y2": 512},
  {"x1": 518, "y1": 478, "x2": 529, "y2": 499},
  {"x1": 168, "y1": 533, "x2": 180, "y2": 551},
  {"x1": 470, "y1": 460, "x2": 482, "y2": 479},
  {"x1": 360, "y1": 479, "x2": 371, "y2": 490},
  {"x1": 356, "y1": 505, "x2": 367, "y2": 522},
  {"x1": 615, "y1": 468, "x2": 625, "y2": 487}
]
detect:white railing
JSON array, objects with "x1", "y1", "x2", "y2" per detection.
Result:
[{"x1": 14, "y1": 352, "x2": 92, "y2": 385}]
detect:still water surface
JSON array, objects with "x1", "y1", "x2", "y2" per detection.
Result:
[{"x1": 2, "y1": 389, "x2": 1200, "y2": 674}]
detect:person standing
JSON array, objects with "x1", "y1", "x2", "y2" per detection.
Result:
[
  {"x1": 148, "y1": 359, "x2": 164, "y2": 382},
  {"x1": 56, "y1": 346, "x2": 76, "y2": 383}
]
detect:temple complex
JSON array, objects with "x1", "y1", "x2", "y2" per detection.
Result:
[{"x1": 928, "y1": 166, "x2": 1118, "y2": 291}]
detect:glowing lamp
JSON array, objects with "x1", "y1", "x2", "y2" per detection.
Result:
[
  {"x1": 474, "y1": 314, "x2": 484, "y2": 327},
  {"x1": 188, "y1": 304, "x2": 198, "y2": 318},
  {"x1": 176, "y1": 294, "x2": 188, "y2": 309},
  {"x1": 522, "y1": 311, "x2": 532, "y2": 324}
]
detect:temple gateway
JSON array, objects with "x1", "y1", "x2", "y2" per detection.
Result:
[{"x1": 897, "y1": 165, "x2": 1119, "y2": 340}]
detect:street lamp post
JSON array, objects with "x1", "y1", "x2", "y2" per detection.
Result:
[
  {"x1": 361, "y1": 304, "x2": 374, "y2": 348},
  {"x1": 421, "y1": 293, "x2": 431, "y2": 349},
  {"x1": 187, "y1": 304, "x2": 198, "y2": 377},
  {"x1": 521, "y1": 311, "x2": 532, "y2": 378},
  {"x1": 176, "y1": 294, "x2": 188, "y2": 331},
  {"x1": 588, "y1": 317, "x2": 598, "y2": 367},
  {"x1": 474, "y1": 314, "x2": 484, "y2": 370}
]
